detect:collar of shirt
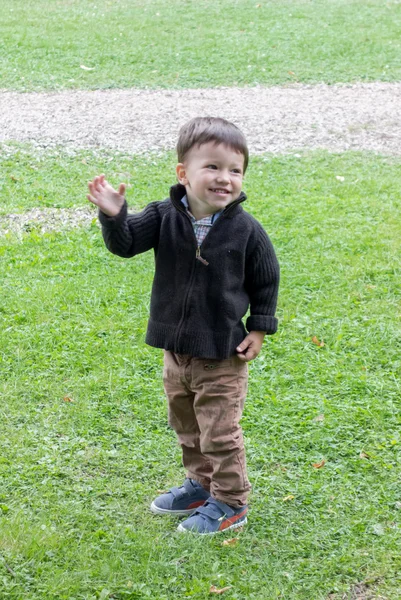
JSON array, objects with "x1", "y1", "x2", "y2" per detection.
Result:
[{"x1": 180, "y1": 195, "x2": 222, "y2": 224}]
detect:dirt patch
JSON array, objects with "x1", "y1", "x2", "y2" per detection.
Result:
[{"x1": 327, "y1": 579, "x2": 387, "y2": 600}]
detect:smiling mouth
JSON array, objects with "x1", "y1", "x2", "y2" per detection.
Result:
[{"x1": 210, "y1": 188, "x2": 230, "y2": 195}]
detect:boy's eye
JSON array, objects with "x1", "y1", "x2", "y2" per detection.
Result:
[
  {"x1": 206, "y1": 164, "x2": 217, "y2": 169},
  {"x1": 231, "y1": 169, "x2": 242, "y2": 174}
]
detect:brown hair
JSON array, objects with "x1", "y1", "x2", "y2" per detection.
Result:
[{"x1": 177, "y1": 117, "x2": 249, "y2": 173}]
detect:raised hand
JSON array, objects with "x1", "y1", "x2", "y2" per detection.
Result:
[{"x1": 87, "y1": 174, "x2": 126, "y2": 217}]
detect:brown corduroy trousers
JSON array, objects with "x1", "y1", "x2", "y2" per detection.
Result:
[{"x1": 162, "y1": 350, "x2": 251, "y2": 507}]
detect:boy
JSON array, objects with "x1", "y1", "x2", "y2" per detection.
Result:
[{"x1": 87, "y1": 117, "x2": 280, "y2": 535}]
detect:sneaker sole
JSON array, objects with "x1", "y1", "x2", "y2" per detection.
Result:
[
  {"x1": 177, "y1": 517, "x2": 247, "y2": 535},
  {"x1": 150, "y1": 501, "x2": 199, "y2": 516}
]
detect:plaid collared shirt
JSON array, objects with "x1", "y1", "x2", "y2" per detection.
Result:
[{"x1": 181, "y1": 195, "x2": 222, "y2": 246}]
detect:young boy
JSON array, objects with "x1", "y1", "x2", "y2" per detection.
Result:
[{"x1": 87, "y1": 117, "x2": 280, "y2": 535}]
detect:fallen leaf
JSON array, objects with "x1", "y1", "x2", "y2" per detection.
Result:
[
  {"x1": 314, "y1": 414, "x2": 325, "y2": 422},
  {"x1": 282, "y1": 495, "x2": 295, "y2": 502},
  {"x1": 210, "y1": 586, "x2": 232, "y2": 595},
  {"x1": 288, "y1": 71, "x2": 296, "y2": 76},
  {"x1": 311, "y1": 336, "x2": 325, "y2": 347},
  {"x1": 256, "y1": 3, "x2": 262, "y2": 6},
  {"x1": 222, "y1": 538, "x2": 238, "y2": 546},
  {"x1": 10, "y1": 175, "x2": 19, "y2": 181},
  {"x1": 336, "y1": 175, "x2": 345, "y2": 182},
  {"x1": 63, "y1": 396, "x2": 74, "y2": 402},
  {"x1": 312, "y1": 459, "x2": 326, "y2": 469},
  {"x1": 360, "y1": 451, "x2": 370, "y2": 459},
  {"x1": 80, "y1": 65, "x2": 95, "y2": 71}
]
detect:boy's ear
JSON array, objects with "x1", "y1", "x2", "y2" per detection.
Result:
[{"x1": 176, "y1": 163, "x2": 188, "y2": 185}]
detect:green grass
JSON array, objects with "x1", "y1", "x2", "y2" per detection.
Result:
[
  {"x1": 0, "y1": 146, "x2": 401, "y2": 599},
  {"x1": 1, "y1": 0, "x2": 401, "y2": 91},
  {"x1": 0, "y1": 145, "x2": 175, "y2": 215}
]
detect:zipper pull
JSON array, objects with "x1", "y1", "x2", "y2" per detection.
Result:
[{"x1": 196, "y1": 246, "x2": 209, "y2": 266}]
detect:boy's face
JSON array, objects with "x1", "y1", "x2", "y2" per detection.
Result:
[{"x1": 176, "y1": 142, "x2": 244, "y2": 220}]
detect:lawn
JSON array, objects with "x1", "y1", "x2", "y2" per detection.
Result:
[
  {"x1": 0, "y1": 147, "x2": 400, "y2": 599},
  {"x1": 1, "y1": 0, "x2": 401, "y2": 91}
]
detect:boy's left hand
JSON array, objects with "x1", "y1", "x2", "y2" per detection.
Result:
[{"x1": 236, "y1": 331, "x2": 266, "y2": 362}]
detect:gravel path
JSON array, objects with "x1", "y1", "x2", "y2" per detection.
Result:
[
  {"x1": 0, "y1": 207, "x2": 97, "y2": 238},
  {"x1": 2, "y1": 82, "x2": 400, "y2": 236},
  {"x1": 1, "y1": 82, "x2": 401, "y2": 155}
]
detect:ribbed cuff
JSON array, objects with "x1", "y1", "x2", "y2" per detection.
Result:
[
  {"x1": 98, "y1": 201, "x2": 127, "y2": 229},
  {"x1": 246, "y1": 315, "x2": 278, "y2": 335}
]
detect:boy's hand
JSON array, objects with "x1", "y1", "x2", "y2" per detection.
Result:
[
  {"x1": 87, "y1": 174, "x2": 126, "y2": 217},
  {"x1": 236, "y1": 331, "x2": 266, "y2": 362}
]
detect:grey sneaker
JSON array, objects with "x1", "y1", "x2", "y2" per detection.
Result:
[
  {"x1": 177, "y1": 497, "x2": 248, "y2": 534},
  {"x1": 150, "y1": 478, "x2": 211, "y2": 516}
]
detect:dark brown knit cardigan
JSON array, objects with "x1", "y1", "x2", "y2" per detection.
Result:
[{"x1": 99, "y1": 183, "x2": 280, "y2": 359}]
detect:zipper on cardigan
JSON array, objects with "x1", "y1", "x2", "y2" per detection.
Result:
[
  {"x1": 174, "y1": 253, "x2": 197, "y2": 350},
  {"x1": 196, "y1": 246, "x2": 209, "y2": 266},
  {"x1": 180, "y1": 208, "x2": 210, "y2": 266},
  {"x1": 175, "y1": 197, "x2": 235, "y2": 268}
]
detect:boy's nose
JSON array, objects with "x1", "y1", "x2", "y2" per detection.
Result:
[{"x1": 216, "y1": 171, "x2": 230, "y2": 183}]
